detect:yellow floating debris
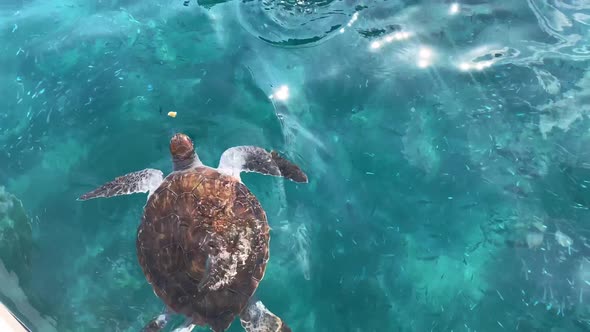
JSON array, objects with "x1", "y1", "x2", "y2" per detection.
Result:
[{"x1": 167, "y1": 111, "x2": 177, "y2": 118}]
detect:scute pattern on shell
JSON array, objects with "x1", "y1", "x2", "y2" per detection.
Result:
[{"x1": 136, "y1": 167, "x2": 270, "y2": 332}]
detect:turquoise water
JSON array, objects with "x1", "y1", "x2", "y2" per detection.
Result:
[{"x1": 1, "y1": 0, "x2": 590, "y2": 331}]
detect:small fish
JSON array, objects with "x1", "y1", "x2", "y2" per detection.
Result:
[
  {"x1": 167, "y1": 111, "x2": 177, "y2": 118},
  {"x1": 417, "y1": 255, "x2": 439, "y2": 261},
  {"x1": 461, "y1": 202, "x2": 479, "y2": 209}
]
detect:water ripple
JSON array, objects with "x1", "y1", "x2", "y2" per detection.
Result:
[{"x1": 236, "y1": 0, "x2": 356, "y2": 47}]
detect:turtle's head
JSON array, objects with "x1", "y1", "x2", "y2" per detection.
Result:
[{"x1": 170, "y1": 133, "x2": 200, "y2": 171}]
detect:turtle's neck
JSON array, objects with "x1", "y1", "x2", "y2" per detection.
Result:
[{"x1": 173, "y1": 153, "x2": 202, "y2": 171}]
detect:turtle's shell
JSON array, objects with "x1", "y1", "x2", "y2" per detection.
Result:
[{"x1": 137, "y1": 167, "x2": 270, "y2": 331}]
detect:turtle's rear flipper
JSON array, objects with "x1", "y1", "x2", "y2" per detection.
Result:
[
  {"x1": 77, "y1": 169, "x2": 164, "y2": 201},
  {"x1": 217, "y1": 146, "x2": 307, "y2": 183},
  {"x1": 240, "y1": 300, "x2": 292, "y2": 332},
  {"x1": 171, "y1": 321, "x2": 195, "y2": 332},
  {"x1": 141, "y1": 312, "x2": 195, "y2": 332},
  {"x1": 141, "y1": 311, "x2": 172, "y2": 332}
]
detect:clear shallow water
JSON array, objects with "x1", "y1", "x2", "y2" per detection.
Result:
[{"x1": 1, "y1": 0, "x2": 590, "y2": 331}]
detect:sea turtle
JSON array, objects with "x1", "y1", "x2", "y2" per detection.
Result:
[{"x1": 78, "y1": 133, "x2": 308, "y2": 332}]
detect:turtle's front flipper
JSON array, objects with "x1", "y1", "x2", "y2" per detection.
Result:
[
  {"x1": 217, "y1": 146, "x2": 307, "y2": 183},
  {"x1": 77, "y1": 169, "x2": 164, "y2": 201},
  {"x1": 240, "y1": 300, "x2": 291, "y2": 332}
]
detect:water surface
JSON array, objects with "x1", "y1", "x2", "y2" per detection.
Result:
[{"x1": 1, "y1": 0, "x2": 590, "y2": 331}]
